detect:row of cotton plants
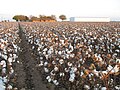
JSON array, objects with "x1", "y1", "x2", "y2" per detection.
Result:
[{"x1": 0, "y1": 22, "x2": 20, "y2": 90}]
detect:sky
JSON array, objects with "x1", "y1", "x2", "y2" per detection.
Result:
[{"x1": 0, "y1": 0, "x2": 120, "y2": 20}]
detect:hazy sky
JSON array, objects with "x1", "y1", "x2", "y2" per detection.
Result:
[{"x1": 0, "y1": 0, "x2": 120, "y2": 19}]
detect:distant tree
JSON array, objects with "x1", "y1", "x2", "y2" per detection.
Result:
[
  {"x1": 39, "y1": 15, "x2": 57, "y2": 21},
  {"x1": 46, "y1": 16, "x2": 52, "y2": 20},
  {"x1": 59, "y1": 15, "x2": 66, "y2": 21},
  {"x1": 39, "y1": 15, "x2": 47, "y2": 21},
  {"x1": 51, "y1": 15, "x2": 56, "y2": 20},
  {"x1": 13, "y1": 15, "x2": 29, "y2": 21},
  {"x1": 30, "y1": 16, "x2": 40, "y2": 21},
  {"x1": 25, "y1": 16, "x2": 29, "y2": 21},
  {"x1": 13, "y1": 15, "x2": 19, "y2": 21}
]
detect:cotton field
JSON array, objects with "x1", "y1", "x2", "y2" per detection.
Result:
[{"x1": 0, "y1": 22, "x2": 120, "y2": 90}]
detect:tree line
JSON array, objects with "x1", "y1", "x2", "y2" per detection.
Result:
[{"x1": 13, "y1": 15, "x2": 66, "y2": 22}]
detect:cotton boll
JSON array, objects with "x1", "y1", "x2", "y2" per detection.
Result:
[
  {"x1": 37, "y1": 47, "x2": 41, "y2": 51},
  {"x1": 0, "y1": 39, "x2": 5, "y2": 43},
  {"x1": 114, "y1": 65, "x2": 119, "y2": 73},
  {"x1": 2, "y1": 75, "x2": 7, "y2": 83},
  {"x1": 32, "y1": 46, "x2": 35, "y2": 49},
  {"x1": 43, "y1": 51, "x2": 46, "y2": 55},
  {"x1": 9, "y1": 54, "x2": 13, "y2": 57},
  {"x1": 48, "y1": 78, "x2": 52, "y2": 82},
  {"x1": 60, "y1": 73, "x2": 62, "y2": 77},
  {"x1": 2, "y1": 68, "x2": 6, "y2": 74},
  {"x1": 9, "y1": 62, "x2": 12, "y2": 65},
  {"x1": 50, "y1": 70, "x2": 55, "y2": 76},
  {"x1": 88, "y1": 47, "x2": 92, "y2": 52},
  {"x1": 107, "y1": 65, "x2": 113, "y2": 71},
  {"x1": 116, "y1": 59, "x2": 120, "y2": 63},
  {"x1": 79, "y1": 58, "x2": 82, "y2": 62},
  {"x1": 112, "y1": 53, "x2": 117, "y2": 58},
  {"x1": 13, "y1": 44, "x2": 17, "y2": 52},
  {"x1": 66, "y1": 54, "x2": 69, "y2": 59},
  {"x1": 93, "y1": 69, "x2": 99, "y2": 76},
  {"x1": 8, "y1": 58, "x2": 12, "y2": 63},
  {"x1": 78, "y1": 64, "x2": 80, "y2": 67},
  {"x1": 53, "y1": 80, "x2": 59, "y2": 85},
  {"x1": 65, "y1": 68, "x2": 69, "y2": 72},
  {"x1": 10, "y1": 68, "x2": 14, "y2": 74},
  {"x1": 13, "y1": 87, "x2": 18, "y2": 90},
  {"x1": 69, "y1": 67, "x2": 77, "y2": 82},
  {"x1": 43, "y1": 48, "x2": 48, "y2": 52},
  {"x1": 13, "y1": 54, "x2": 18, "y2": 59},
  {"x1": 0, "y1": 77, "x2": 5, "y2": 89},
  {"x1": 59, "y1": 59, "x2": 64, "y2": 64},
  {"x1": 0, "y1": 44, "x2": 5, "y2": 50},
  {"x1": 66, "y1": 48, "x2": 68, "y2": 52},
  {"x1": 69, "y1": 44, "x2": 73, "y2": 52},
  {"x1": 54, "y1": 50, "x2": 57, "y2": 54},
  {"x1": 52, "y1": 61, "x2": 56, "y2": 65},
  {"x1": 115, "y1": 85, "x2": 120, "y2": 90},
  {"x1": 0, "y1": 61, "x2": 6, "y2": 67},
  {"x1": 69, "y1": 72, "x2": 75, "y2": 82},
  {"x1": 98, "y1": 56, "x2": 103, "y2": 62},
  {"x1": 86, "y1": 51, "x2": 88, "y2": 55},
  {"x1": 0, "y1": 52, "x2": 2, "y2": 56},
  {"x1": 88, "y1": 54, "x2": 91, "y2": 58},
  {"x1": 41, "y1": 42, "x2": 44, "y2": 45},
  {"x1": 67, "y1": 62, "x2": 72, "y2": 67},
  {"x1": 74, "y1": 31, "x2": 77, "y2": 34},
  {"x1": 55, "y1": 82, "x2": 59, "y2": 85},
  {"x1": 53, "y1": 80, "x2": 57, "y2": 84},
  {"x1": 56, "y1": 58, "x2": 59, "y2": 61},
  {"x1": 40, "y1": 56, "x2": 43, "y2": 60},
  {"x1": 58, "y1": 51, "x2": 62, "y2": 55},
  {"x1": 84, "y1": 85, "x2": 90, "y2": 90},
  {"x1": 38, "y1": 61, "x2": 43, "y2": 66},
  {"x1": 60, "y1": 72, "x2": 65, "y2": 77},
  {"x1": 44, "y1": 67, "x2": 49, "y2": 73},
  {"x1": 2, "y1": 55, "x2": 7, "y2": 60},
  {"x1": 45, "y1": 55, "x2": 48, "y2": 60},
  {"x1": 54, "y1": 66, "x2": 59, "y2": 71},
  {"x1": 101, "y1": 87, "x2": 107, "y2": 90},
  {"x1": 73, "y1": 67, "x2": 77, "y2": 72},
  {"x1": 46, "y1": 76, "x2": 50, "y2": 80},
  {"x1": 48, "y1": 50, "x2": 52, "y2": 55},
  {"x1": 102, "y1": 71, "x2": 108, "y2": 75},
  {"x1": 70, "y1": 54, "x2": 74, "y2": 58},
  {"x1": 44, "y1": 61, "x2": 48, "y2": 66},
  {"x1": 107, "y1": 64, "x2": 119, "y2": 73},
  {"x1": 60, "y1": 40, "x2": 64, "y2": 45},
  {"x1": 80, "y1": 71, "x2": 84, "y2": 76}
]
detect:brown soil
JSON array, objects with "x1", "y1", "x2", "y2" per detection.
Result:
[{"x1": 13, "y1": 25, "x2": 48, "y2": 90}]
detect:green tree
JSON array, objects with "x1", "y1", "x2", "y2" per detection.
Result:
[
  {"x1": 25, "y1": 16, "x2": 29, "y2": 21},
  {"x1": 39, "y1": 15, "x2": 57, "y2": 21},
  {"x1": 13, "y1": 15, "x2": 29, "y2": 21},
  {"x1": 39, "y1": 15, "x2": 47, "y2": 21},
  {"x1": 59, "y1": 15, "x2": 66, "y2": 21},
  {"x1": 30, "y1": 16, "x2": 40, "y2": 21},
  {"x1": 51, "y1": 15, "x2": 56, "y2": 20},
  {"x1": 13, "y1": 15, "x2": 19, "y2": 21}
]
